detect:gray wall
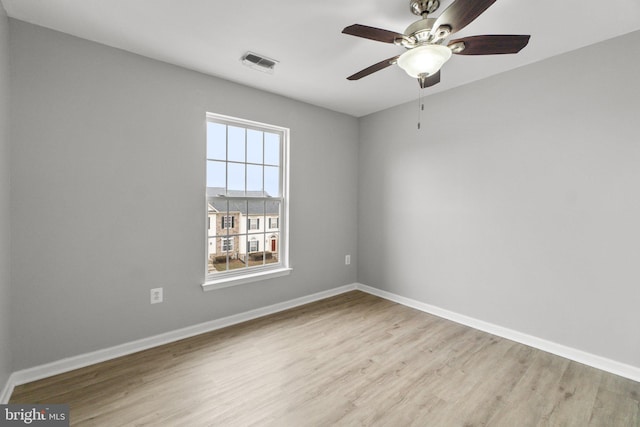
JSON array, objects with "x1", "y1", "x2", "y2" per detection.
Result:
[
  {"x1": 0, "y1": 3, "x2": 12, "y2": 388},
  {"x1": 9, "y1": 20, "x2": 358, "y2": 370},
  {"x1": 6, "y1": 15, "x2": 640, "y2": 375},
  {"x1": 358, "y1": 30, "x2": 640, "y2": 368}
]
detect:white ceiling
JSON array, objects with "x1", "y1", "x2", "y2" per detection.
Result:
[{"x1": 3, "y1": 0, "x2": 640, "y2": 117}]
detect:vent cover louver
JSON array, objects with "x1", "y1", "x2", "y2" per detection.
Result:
[{"x1": 241, "y1": 52, "x2": 279, "y2": 74}]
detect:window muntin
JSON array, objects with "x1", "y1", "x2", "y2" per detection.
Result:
[{"x1": 206, "y1": 113, "x2": 288, "y2": 281}]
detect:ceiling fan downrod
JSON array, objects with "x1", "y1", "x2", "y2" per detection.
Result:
[{"x1": 410, "y1": 0, "x2": 440, "y2": 16}]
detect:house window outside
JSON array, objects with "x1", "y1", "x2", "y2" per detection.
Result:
[
  {"x1": 221, "y1": 216, "x2": 234, "y2": 229},
  {"x1": 222, "y1": 238, "x2": 234, "y2": 251},
  {"x1": 206, "y1": 113, "x2": 289, "y2": 284}
]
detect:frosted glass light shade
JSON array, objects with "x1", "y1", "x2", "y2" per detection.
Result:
[{"x1": 397, "y1": 44, "x2": 452, "y2": 78}]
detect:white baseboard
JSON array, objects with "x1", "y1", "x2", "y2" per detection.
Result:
[
  {"x1": 1, "y1": 283, "x2": 357, "y2": 402},
  {"x1": 355, "y1": 283, "x2": 640, "y2": 383},
  {"x1": 0, "y1": 372, "x2": 16, "y2": 404},
  {"x1": 3, "y1": 281, "x2": 638, "y2": 404}
]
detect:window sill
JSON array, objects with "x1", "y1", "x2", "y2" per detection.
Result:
[{"x1": 201, "y1": 267, "x2": 293, "y2": 291}]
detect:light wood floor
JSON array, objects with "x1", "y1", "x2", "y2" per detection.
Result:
[{"x1": 10, "y1": 291, "x2": 640, "y2": 426}]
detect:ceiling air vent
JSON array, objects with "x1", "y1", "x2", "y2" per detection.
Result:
[{"x1": 241, "y1": 52, "x2": 279, "y2": 74}]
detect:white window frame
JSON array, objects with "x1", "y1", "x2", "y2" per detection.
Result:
[{"x1": 203, "y1": 113, "x2": 291, "y2": 291}]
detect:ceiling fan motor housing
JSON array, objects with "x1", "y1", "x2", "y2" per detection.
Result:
[{"x1": 404, "y1": 18, "x2": 436, "y2": 43}]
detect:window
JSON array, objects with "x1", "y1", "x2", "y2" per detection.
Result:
[
  {"x1": 221, "y1": 216, "x2": 234, "y2": 229},
  {"x1": 222, "y1": 238, "x2": 234, "y2": 251},
  {"x1": 205, "y1": 113, "x2": 290, "y2": 289}
]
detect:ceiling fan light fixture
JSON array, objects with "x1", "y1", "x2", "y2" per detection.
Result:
[{"x1": 397, "y1": 44, "x2": 452, "y2": 78}]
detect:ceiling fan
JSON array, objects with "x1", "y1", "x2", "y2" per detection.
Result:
[{"x1": 343, "y1": 0, "x2": 530, "y2": 88}]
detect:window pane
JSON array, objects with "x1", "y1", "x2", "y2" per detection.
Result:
[
  {"x1": 248, "y1": 237, "x2": 268, "y2": 267},
  {"x1": 267, "y1": 217, "x2": 275, "y2": 230},
  {"x1": 247, "y1": 200, "x2": 264, "y2": 266},
  {"x1": 267, "y1": 217, "x2": 279, "y2": 231},
  {"x1": 207, "y1": 214, "x2": 214, "y2": 237},
  {"x1": 247, "y1": 129, "x2": 263, "y2": 164},
  {"x1": 264, "y1": 133, "x2": 280, "y2": 166},
  {"x1": 250, "y1": 200, "x2": 264, "y2": 235},
  {"x1": 222, "y1": 215, "x2": 234, "y2": 230},
  {"x1": 207, "y1": 237, "x2": 218, "y2": 273},
  {"x1": 248, "y1": 199, "x2": 265, "y2": 214},
  {"x1": 232, "y1": 200, "x2": 246, "y2": 233},
  {"x1": 248, "y1": 200, "x2": 265, "y2": 229},
  {"x1": 237, "y1": 235, "x2": 249, "y2": 270},
  {"x1": 265, "y1": 166, "x2": 279, "y2": 197},
  {"x1": 228, "y1": 126, "x2": 245, "y2": 162},
  {"x1": 266, "y1": 201, "x2": 280, "y2": 236},
  {"x1": 247, "y1": 165, "x2": 263, "y2": 194},
  {"x1": 228, "y1": 163, "x2": 245, "y2": 193},
  {"x1": 266, "y1": 233, "x2": 279, "y2": 264},
  {"x1": 207, "y1": 122, "x2": 226, "y2": 160},
  {"x1": 248, "y1": 237, "x2": 259, "y2": 253},
  {"x1": 206, "y1": 160, "x2": 226, "y2": 189},
  {"x1": 211, "y1": 198, "x2": 229, "y2": 217},
  {"x1": 210, "y1": 237, "x2": 230, "y2": 273}
]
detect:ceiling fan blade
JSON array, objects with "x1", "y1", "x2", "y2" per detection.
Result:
[
  {"x1": 347, "y1": 56, "x2": 400, "y2": 81},
  {"x1": 432, "y1": 0, "x2": 497, "y2": 35},
  {"x1": 342, "y1": 24, "x2": 404, "y2": 44},
  {"x1": 449, "y1": 35, "x2": 531, "y2": 55},
  {"x1": 418, "y1": 71, "x2": 441, "y2": 89}
]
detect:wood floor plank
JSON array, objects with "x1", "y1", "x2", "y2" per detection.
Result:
[
  {"x1": 10, "y1": 291, "x2": 640, "y2": 426},
  {"x1": 589, "y1": 388, "x2": 639, "y2": 427},
  {"x1": 449, "y1": 342, "x2": 535, "y2": 426},
  {"x1": 544, "y1": 362, "x2": 603, "y2": 426}
]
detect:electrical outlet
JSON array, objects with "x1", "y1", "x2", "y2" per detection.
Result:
[
  {"x1": 150, "y1": 288, "x2": 163, "y2": 304},
  {"x1": 345, "y1": 254, "x2": 351, "y2": 265}
]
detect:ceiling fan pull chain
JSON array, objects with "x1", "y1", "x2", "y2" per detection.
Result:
[
  {"x1": 417, "y1": 88, "x2": 420, "y2": 129},
  {"x1": 417, "y1": 88, "x2": 424, "y2": 130}
]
